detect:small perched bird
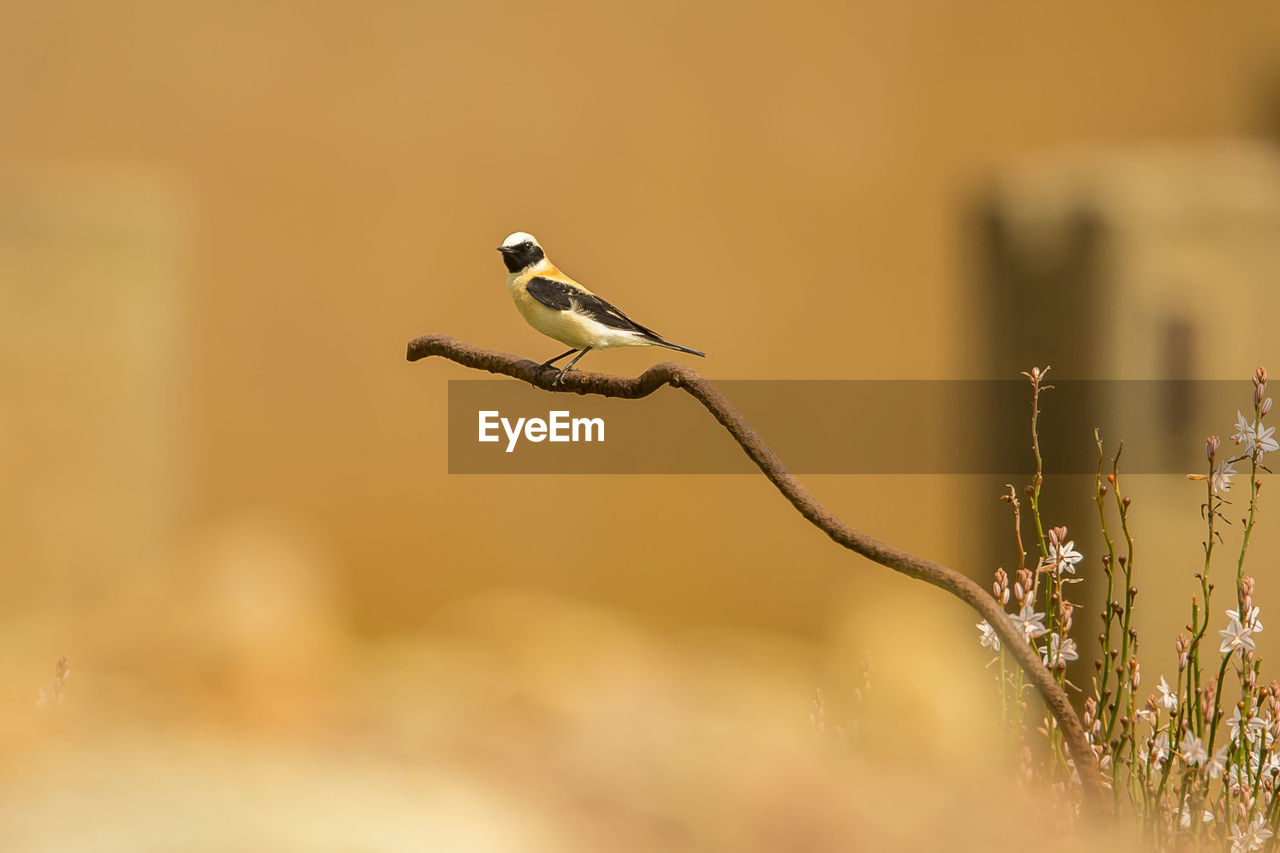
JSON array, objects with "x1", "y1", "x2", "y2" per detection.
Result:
[{"x1": 498, "y1": 231, "x2": 705, "y2": 382}]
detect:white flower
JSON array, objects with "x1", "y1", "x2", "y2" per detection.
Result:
[
  {"x1": 1229, "y1": 762, "x2": 1251, "y2": 793},
  {"x1": 1247, "y1": 744, "x2": 1280, "y2": 778},
  {"x1": 1232, "y1": 411, "x2": 1277, "y2": 461},
  {"x1": 1180, "y1": 733, "x2": 1207, "y2": 766},
  {"x1": 1134, "y1": 706, "x2": 1156, "y2": 725},
  {"x1": 976, "y1": 619, "x2": 1001, "y2": 651},
  {"x1": 1227, "y1": 706, "x2": 1245, "y2": 740},
  {"x1": 1178, "y1": 802, "x2": 1216, "y2": 828},
  {"x1": 1213, "y1": 459, "x2": 1238, "y2": 494},
  {"x1": 1177, "y1": 799, "x2": 1208, "y2": 824},
  {"x1": 1049, "y1": 534, "x2": 1083, "y2": 575},
  {"x1": 1039, "y1": 630, "x2": 1080, "y2": 666},
  {"x1": 1257, "y1": 423, "x2": 1279, "y2": 459},
  {"x1": 1041, "y1": 633, "x2": 1078, "y2": 666},
  {"x1": 1141, "y1": 731, "x2": 1171, "y2": 768},
  {"x1": 1012, "y1": 602, "x2": 1048, "y2": 642},
  {"x1": 1233, "y1": 411, "x2": 1257, "y2": 449},
  {"x1": 1229, "y1": 815, "x2": 1273, "y2": 853},
  {"x1": 1209, "y1": 745, "x2": 1229, "y2": 779},
  {"x1": 1150, "y1": 731, "x2": 1170, "y2": 768},
  {"x1": 1220, "y1": 609, "x2": 1257, "y2": 655},
  {"x1": 1243, "y1": 605, "x2": 1264, "y2": 634},
  {"x1": 1227, "y1": 706, "x2": 1268, "y2": 743},
  {"x1": 1157, "y1": 676, "x2": 1179, "y2": 712}
]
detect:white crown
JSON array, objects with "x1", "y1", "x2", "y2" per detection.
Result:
[{"x1": 501, "y1": 231, "x2": 539, "y2": 248}]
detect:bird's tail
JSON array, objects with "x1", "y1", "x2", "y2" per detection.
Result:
[{"x1": 649, "y1": 338, "x2": 706, "y2": 358}]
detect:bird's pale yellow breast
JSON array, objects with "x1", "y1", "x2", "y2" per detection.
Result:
[{"x1": 508, "y1": 267, "x2": 597, "y2": 349}]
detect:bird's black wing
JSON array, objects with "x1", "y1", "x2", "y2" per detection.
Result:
[{"x1": 525, "y1": 277, "x2": 661, "y2": 337}]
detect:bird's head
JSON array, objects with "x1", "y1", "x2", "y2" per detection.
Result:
[{"x1": 497, "y1": 232, "x2": 545, "y2": 273}]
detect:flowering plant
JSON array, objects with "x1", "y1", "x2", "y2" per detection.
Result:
[{"x1": 980, "y1": 366, "x2": 1277, "y2": 850}]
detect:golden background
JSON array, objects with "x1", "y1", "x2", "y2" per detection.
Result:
[{"x1": 2, "y1": 2, "x2": 1278, "y2": 848}]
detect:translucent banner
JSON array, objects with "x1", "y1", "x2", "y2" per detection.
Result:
[{"x1": 446, "y1": 379, "x2": 1256, "y2": 474}]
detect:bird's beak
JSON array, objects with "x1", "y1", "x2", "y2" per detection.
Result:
[{"x1": 496, "y1": 246, "x2": 511, "y2": 253}]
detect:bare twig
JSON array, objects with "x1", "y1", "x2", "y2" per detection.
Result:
[{"x1": 406, "y1": 333, "x2": 1108, "y2": 814}]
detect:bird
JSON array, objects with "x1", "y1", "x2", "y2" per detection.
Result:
[{"x1": 497, "y1": 231, "x2": 705, "y2": 383}]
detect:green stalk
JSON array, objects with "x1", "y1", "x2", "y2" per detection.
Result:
[{"x1": 1236, "y1": 451, "x2": 1261, "y2": 615}]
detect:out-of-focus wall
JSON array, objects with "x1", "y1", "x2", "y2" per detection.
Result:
[
  {"x1": 3, "y1": 1, "x2": 1275, "y2": 635},
  {"x1": 973, "y1": 141, "x2": 1280, "y2": 673},
  {"x1": 0, "y1": 170, "x2": 188, "y2": 608}
]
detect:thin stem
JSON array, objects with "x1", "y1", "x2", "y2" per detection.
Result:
[
  {"x1": 1095, "y1": 431, "x2": 1118, "y2": 711},
  {"x1": 1237, "y1": 451, "x2": 1261, "y2": 614},
  {"x1": 1190, "y1": 451, "x2": 1220, "y2": 737},
  {"x1": 1204, "y1": 653, "x2": 1236, "y2": 772}
]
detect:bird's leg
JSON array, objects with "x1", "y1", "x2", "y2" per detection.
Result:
[
  {"x1": 553, "y1": 347, "x2": 592, "y2": 385},
  {"x1": 539, "y1": 348, "x2": 578, "y2": 371}
]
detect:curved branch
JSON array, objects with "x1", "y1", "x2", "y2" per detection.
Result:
[{"x1": 407, "y1": 333, "x2": 1108, "y2": 813}]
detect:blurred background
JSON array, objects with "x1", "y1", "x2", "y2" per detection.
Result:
[{"x1": 1, "y1": 1, "x2": 1278, "y2": 848}]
